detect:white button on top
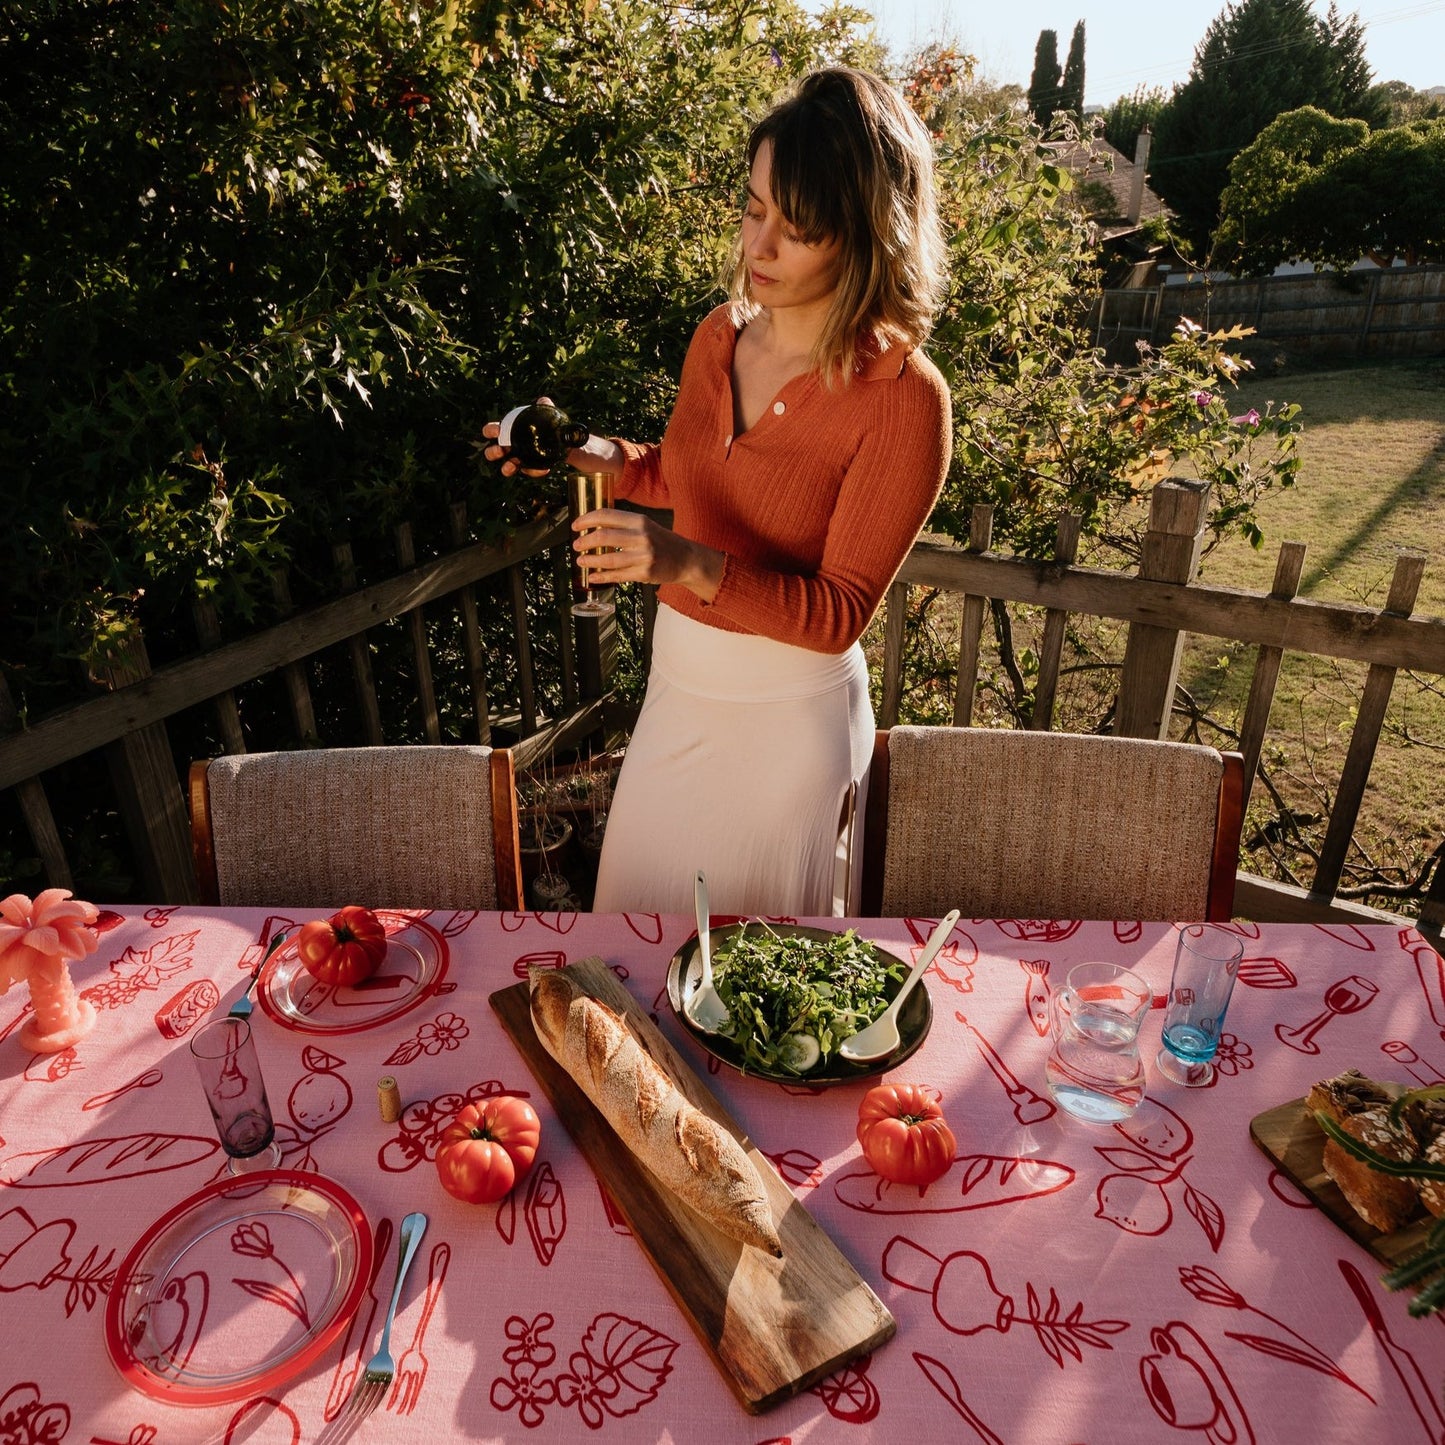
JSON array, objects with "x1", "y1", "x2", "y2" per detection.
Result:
[
  {"x1": 773, "y1": 401, "x2": 786, "y2": 415},
  {"x1": 724, "y1": 433, "x2": 733, "y2": 446}
]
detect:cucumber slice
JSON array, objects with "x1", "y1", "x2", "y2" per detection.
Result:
[{"x1": 777, "y1": 1032, "x2": 822, "y2": 1074}]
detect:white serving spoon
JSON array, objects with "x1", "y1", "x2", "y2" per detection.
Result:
[
  {"x1": 686, "y1": 869, "x2": 731, "y2": 1034},
  {"x1": 838, "y1": 909, "x2": 960, "y2": 1063}
]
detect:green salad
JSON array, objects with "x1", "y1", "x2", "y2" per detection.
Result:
[{"x1": 708, "y1": 924, "x2": 905, "y2": 1076}]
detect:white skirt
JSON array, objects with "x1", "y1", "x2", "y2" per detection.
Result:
[{"x1": 592, "y1": 605, "x2": 874, "y2": 917}]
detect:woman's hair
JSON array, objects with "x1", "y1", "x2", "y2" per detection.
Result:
[{"x1": 725, "y1": 66, "x2": 947, "y2": 384}]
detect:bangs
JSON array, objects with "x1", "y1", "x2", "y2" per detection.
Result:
[{"x1": 749, "y1": 113, "x2": 849, "y2": 246}]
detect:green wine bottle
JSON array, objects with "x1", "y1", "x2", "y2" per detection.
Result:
[{"x1": 497, "y1": 402, "x2": 589, "y2": 472}]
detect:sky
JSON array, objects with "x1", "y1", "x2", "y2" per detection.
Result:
[{"x1": 821, "y1": 1, "x2": 1445, "y2": 106}]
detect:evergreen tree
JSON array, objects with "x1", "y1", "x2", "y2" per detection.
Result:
[
  {"x1": 1027, "y1": 29, "x2": 1062, "y2": 130},
  {"x1": 1103, "y1": 85, "x2": 1169, "y2": 158},
  {"x1": 1061, "y1": 21, "x2": 1086, "y2": 124},
  {"x1": 1150, "y1": 0, "x2": 1388, "y2": 254}
]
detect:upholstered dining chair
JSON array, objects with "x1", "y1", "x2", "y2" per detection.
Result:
[
  {"x1": 859, "y1": 727, "x2": 1245, "y2": 921},
  {"x1": 189, "y1": 745, "x2": 524, "y2": 909}
]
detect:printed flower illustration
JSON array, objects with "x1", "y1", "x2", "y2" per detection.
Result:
[
  {"x1": 230, "y1": 1219, "x2": 310, "y2": 1328},
  {"x1": 417, "y1": 1012, "x2": 468, "y2": 1053},
  {"x1": 1212, "y1": 1034, "x2": 1253, "y2": 1076},
  {"x1": 230, "y1": 1221, "x2": 273, "y2": 1258},
  {"x1": 0, "y1": 1383, "x2": 70, "y2": 1445},
  {"x1": 491, "y1": 1358, "x2": 558, "y2": 1429},
  {"x1": 504, "y1": 1312, "x2": 558, "y2": 1368},
  {"x1": 555, "y1": 1348, "x2": 624, "y2": 1428}
]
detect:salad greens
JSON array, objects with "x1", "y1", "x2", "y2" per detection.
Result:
[{"x1": 707, "y1": 923, "x2": 905, "y2": 1076}]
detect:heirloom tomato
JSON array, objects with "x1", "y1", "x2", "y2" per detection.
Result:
[
  {"x1": 856, "y1": 1083, "x2": 956, "y2": 1189},
  {"x1": 296, "y1": 906, "x2": 387, "y2": 986},
  {"x1": 435, "y1": 1096, "x2": 541, "y2": 1204}
]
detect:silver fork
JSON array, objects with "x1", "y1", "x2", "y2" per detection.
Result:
[
  {"x1": 316, "y1": 1211, "x2": 428, "y2": 1444},
  {"x1": 228, "y1": 928, "x2": 290, "y2": 1020}
]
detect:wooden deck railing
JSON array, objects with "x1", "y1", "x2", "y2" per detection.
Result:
[
  {"x1": 880, "y1": 481, "x2": 1443, "y2": 937},
  {"x1": 2, "y1": 480, "x2": 1441, "y2": 936}
]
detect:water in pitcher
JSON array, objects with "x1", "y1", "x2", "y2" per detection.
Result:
[{"x1": 1046, "y1": 963, "x2": 1151, "y2": 1123}]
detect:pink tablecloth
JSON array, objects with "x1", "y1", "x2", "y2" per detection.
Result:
[{"x1": 2, "y1": 909, "x2": 1444, "y2": 1444}]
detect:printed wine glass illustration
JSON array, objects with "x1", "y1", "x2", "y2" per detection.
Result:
[{"x1": 1275, "y1": 975, "x2": 1379, "y2": 1055}]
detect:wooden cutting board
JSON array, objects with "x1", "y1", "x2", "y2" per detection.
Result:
[
  {"x1": 490, "y1": 959, "x2": 896, "y2": 1414},
  {"x1": 1249, "y1": 1097, "x2": 1432, "y2": 1268}
]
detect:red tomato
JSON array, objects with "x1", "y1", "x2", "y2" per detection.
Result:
[
  {"x1": 296, "y1": 906, "x2": 387, "y2": 986},
  {"x1": 856, "y1": 1082, "x2": 957, "y2": 1189},
  {"x1": 436, "y1": 1097, "x2": 541, "y2": 1205}
]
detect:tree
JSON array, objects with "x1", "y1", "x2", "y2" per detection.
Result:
[
  {"x1": 1215, "y1": 107, "x2": 1445, "y2": 272},
  {"x1": 1102, "y1": 85, "x2": 1170, "y2": 158},
  {"x1": 1368, "y1": 79, "x2": 1445, "y2": 126},
  {"x1": 1027, "y1": 29, "x2": 1062, "y2": 130},
  {"x1": 1150, "y1": 0, "x2": 1387, "y2": 254},
  {"x1": 1060, "y1": 21, "x2": 1086, "y2": 126}
]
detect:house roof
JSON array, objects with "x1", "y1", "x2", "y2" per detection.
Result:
[{"x1": 1045, "y1": 136, "x2": 1170, "y2": 240}]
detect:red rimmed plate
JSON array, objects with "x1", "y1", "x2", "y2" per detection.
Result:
[
  {"x1": 105, "y1": 1169, "x2": 373, "y2": 1408},
  {"x1": 258, "y1": 911, "x2": 449, "y2": 1035}
]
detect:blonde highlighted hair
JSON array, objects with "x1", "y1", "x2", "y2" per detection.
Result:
[{"x1": 725, "y1": 67, "x2": 947, "y2": 385}]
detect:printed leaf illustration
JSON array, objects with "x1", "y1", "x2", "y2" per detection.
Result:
[
  {"x1": 1096, "y1": 1147, "x2": 1175, "y2": 1182},
  {"x1": 583, "y1": 1313, "x2": 678, "y2": 1417},
  {"x1": 1227, "y1": 1330, "x2": 1361, "y2": 1385},
  {"x1": 83, "y1": 930, "x2": 199, "y2": 1007},
  {"x1": 233, "y1": 1275, "x2": 312, "y2": 1329},
  {"x1": 1183, "y1": 1182, "x2": 1226, "y2": 1252},
  {"x1": 383, "y1": 1038, "x2": 425, "y2": 1068}
]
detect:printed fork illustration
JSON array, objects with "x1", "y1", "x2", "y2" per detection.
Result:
[{"x1": 389, "y1": 1240, "x2": 450, "y2": 1415}]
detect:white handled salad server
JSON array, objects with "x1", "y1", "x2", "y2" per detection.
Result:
[
  {"x1": 838, "y1": 909, "x2": 959, "y2": 1063},
  {"x1": 686, "y1": 870, "x2": 731, "y2": 1034}
]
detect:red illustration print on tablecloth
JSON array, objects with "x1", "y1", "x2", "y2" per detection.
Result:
[
  {"x1": 1382, "y1": 1039, "x2": 1445, "y2": 1086},
  {"x1": 884, "y1": 1238, "x2": 1128, "y2": 1367},
  {"x1": 231, "y1": 1220, "x2": 311, "y2": 1328},
  {"x1": 0, "y1": 1383, "x2": 70, "y2": 1445},
  {"x1": 1236, "y1": 956, "x2": 1296, "y2": 989},
  {"x1": 1210, "y1": 1035, "x2": 1253, "y2": 1078},
  {"x1": 766, "y1": 1149, "x2": 823, "y2": 1190},
  {"x1": 1114, "y1": 920, "x2": 1144, "y2": 944},
  {"x1": 1020, "y1": 960, "x2": 1052, "y2": 1036},
  {"x1": 955, "y1": 1011, "x2": 1056, "y2": 1124},
  {"x1": 598, "y1": 1183, "x2": 632, "y2": 1237},
  {"x1": 835, "y1": 1152, "x2": 1074, "y2": 1214},
  {"x1": 255, "y1": 1046, "x2": 353, "y2": 1176},
  {"x1": 324, "y1": 1217, "x2": 392, "y2": 1423},
  {"x1": 1094, "y1": 1102, "x2": 1226, "y2": 1251},
  {"x1": 1267, "y1": 1168, "x2": 1315, "y2": 1209},
  {"x1": 1275, "y1": 974, "x2": 1378, "y2": 1054},
  {"x1": 500, "y1": 912, "x2": 578, "y2": 934},
  {"x1": 133, "y1": 1270, "x2": 209, "y2": 1374},
  {"x1": 142, "y1": 907, "x2": 177, "y2": 929},
  {"x1": 382, "y1": 1011, "x2": 469, "y2": 1068},
  {"x1": 915, "y1": 1354, "x2": 1004, "y2": 1444},
  {"x1": 1141, "y1": 1321, "x2": 1255, "y2": 1444},
  {"x1": 385, "y1": 1240, "x2": 450, "y2": 1415},
  {"x1": 379, "y1": 1081, "x2": 532, "y2": 1174},
  {"x1": 491, "y1": 1312, "x2": 679, "y2": 1430},
  {"x1": 153, "y1": 978, "x2": 220, "y2": 1039},
  {"x1": 224, "y1": 1396, "x2": 300, "y2": 1444},
  {"x1": 93, "y1": 909, "x2": 125, "y2": 935},
  {"x1": 0, "y1": 1133, "x2": 218, "y2": 1189},
  {"x1": 438, "y1": 910, "x2": 480, "y2": 936},
  {"x1": 0, "y1": 1205, "x2": 116, "y2": 1314},
  {"x1": 23, "y1": 1048, "x2": 78, "y2": 1083},
  {"x1": 524, "y1": 1162, "x2": 566, "y2": 1265},
  {"x1": 81, "y1": 930, "x2": 198, "y2": 1012},
  {"x1": 624, "y1": 913, "x2": 664, "y2": 944},
  {"x1": 82, "y1": 1067, "x2": 164, "y2": 1113},
  {"x1": 902, "y1": 916, "x2": 977, "y2": 995},
  {"x1": 992, "y1": 919, "x2": 1081, "y2": 943},
  {"x1": 1178, "y1": 1263, "x2": 1371, "y2": 1399},
  {"x1": 1410, "y1": 933, "x2": 1445, "y2": 1040},
  {"x1": 809, "y1": 1352, "x2": 879, "y2": 1422},
  {"x1": 91, "y1": 1425, "x2": 160, "y2": 1444},
  {"x1": 1313, "y1": 922, "x2": 1376, "y2": 951},
  {"x1": 514, "y1": 950, "x2": 566, "y2": 979}
]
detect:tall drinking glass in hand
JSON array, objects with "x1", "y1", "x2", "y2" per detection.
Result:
[
  {"x1": 1156, "y1": 924, "x2": 1246, "y2": 1087},
  {"x1": 190, "y1": 1017, "x2": 281, "y2": 1174},
  {"x1": 569, "y1": 471, "x2": 615, "y2": 619}
]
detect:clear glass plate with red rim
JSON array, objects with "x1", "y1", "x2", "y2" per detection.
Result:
[
  {"x1": 259, "y1": 910, "x2": 449, "y2": 1035},
  {"x1": 105, "y1": 1168, "x2": 374, "y2": 1407}
]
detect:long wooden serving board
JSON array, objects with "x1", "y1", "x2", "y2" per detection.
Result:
[
  {"x1": 1250, "y1": 1097, "x2": 1432, "y2": 1268},
  {"x1": 490, "y1": 958, "x2": 895, "y2": 1414}
]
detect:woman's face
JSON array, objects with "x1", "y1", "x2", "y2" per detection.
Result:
[{"x1": 740, "y1": 140, "x2": 842, "y2": 317}]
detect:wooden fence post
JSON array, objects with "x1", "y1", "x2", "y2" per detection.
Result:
[
  {"x1": 952, "y1": 505, "x2": 995, "y2": 727},
  {"x1": 0, "y1": 676, "x2": 74, "y2": 889},
  {"x1": 1236, "y1": 540, "x2": 1307, "y2": 803},
  {"x1": 448, "y1": 503, "x2": 492, "y2": 744},
  {"x1": 99, "y1": 632, "x2": 197, "y2": 902},
  {"x1": 394, "y1": 522, "x2": 441, "y2": 744},
  {"x1": 1115, "y1": 479, "x2": 1210, "y2": 739},
  {"x1": 333, "y1": 541, "x2": 384, "y2": 746},
  {"x1": 192, "y1": 600, "x2": 246, "y2": 755},
  {"x1": 270, "y1": 569, "x2": 319, "y2": 743},
  {"x1": 1029, "y1": 512, "x2": 1082, "y2": 731}
]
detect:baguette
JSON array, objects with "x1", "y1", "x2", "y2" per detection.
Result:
[{"x1": 529, "y1": 967, "x2": 782, "y2": 1256}]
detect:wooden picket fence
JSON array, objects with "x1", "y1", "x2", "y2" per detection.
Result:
[{"x1": 2, "y1": 482, "x2": 1441, "y2": 936}]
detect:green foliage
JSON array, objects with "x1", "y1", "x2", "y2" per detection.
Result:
[
  {"x1": 1101, "y1": 85, "x2": 1169, "y2": 159},
  {"x1": 1060, "y1": 21, "x2": 1086, "y2": 127},
  {"x1": 1150, "y1": 0, "x2": 1387, "y2": 254},
  {"x1": 1027, "y1": 29, "x2": 1062, "y2": 131},
  {"x1": 1216, "y1": 108, "x2": 1445, "y2": 272},
  {"x1": 1368, "y1": 79, "x2": 1445, "y2": 127}
]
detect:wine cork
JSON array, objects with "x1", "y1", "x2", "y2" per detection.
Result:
[{"x1": 377, "y1": 1076, "x2": 402, "y2": 1123}]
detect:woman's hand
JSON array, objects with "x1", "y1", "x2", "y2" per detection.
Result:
[
  {"x1": 480, "y1": 395, "x2": 625, "y2": 477},
  {"x1": 574, "y1": 509, "x2": 723, "y2": 603}
]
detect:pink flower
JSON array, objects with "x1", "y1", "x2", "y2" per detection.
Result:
[
  {"x1": 1190, "y1": 390, "x2": 1215, "y2": 406},
  {"x1": 1231, "y1": 408, "x2": 1261, "y2": 427},
  {"x1": 0, "y1": 891, "x2": 100, "y2": 992}
]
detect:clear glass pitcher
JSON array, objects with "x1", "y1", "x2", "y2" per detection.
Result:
[{"x1": 1046, "y1": 961, "x2": 1152, "y2": 1123}]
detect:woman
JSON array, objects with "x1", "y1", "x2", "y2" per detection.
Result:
[{"x1": 488, "y1": 67, "x2": 951, "y2": 916}]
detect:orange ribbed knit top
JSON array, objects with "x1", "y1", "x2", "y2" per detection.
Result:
[{"x1": 614, "y1": 305, "x2": 952, "y2": 654}]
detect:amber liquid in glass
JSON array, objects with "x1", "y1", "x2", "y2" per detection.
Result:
[{"x1": 569, "y1": 472, "x2": 615, "y2": 618}]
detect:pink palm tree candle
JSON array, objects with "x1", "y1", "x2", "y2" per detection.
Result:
[{"x1": 0, "y1": 890, "x2": 100, "y2": 1053}]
